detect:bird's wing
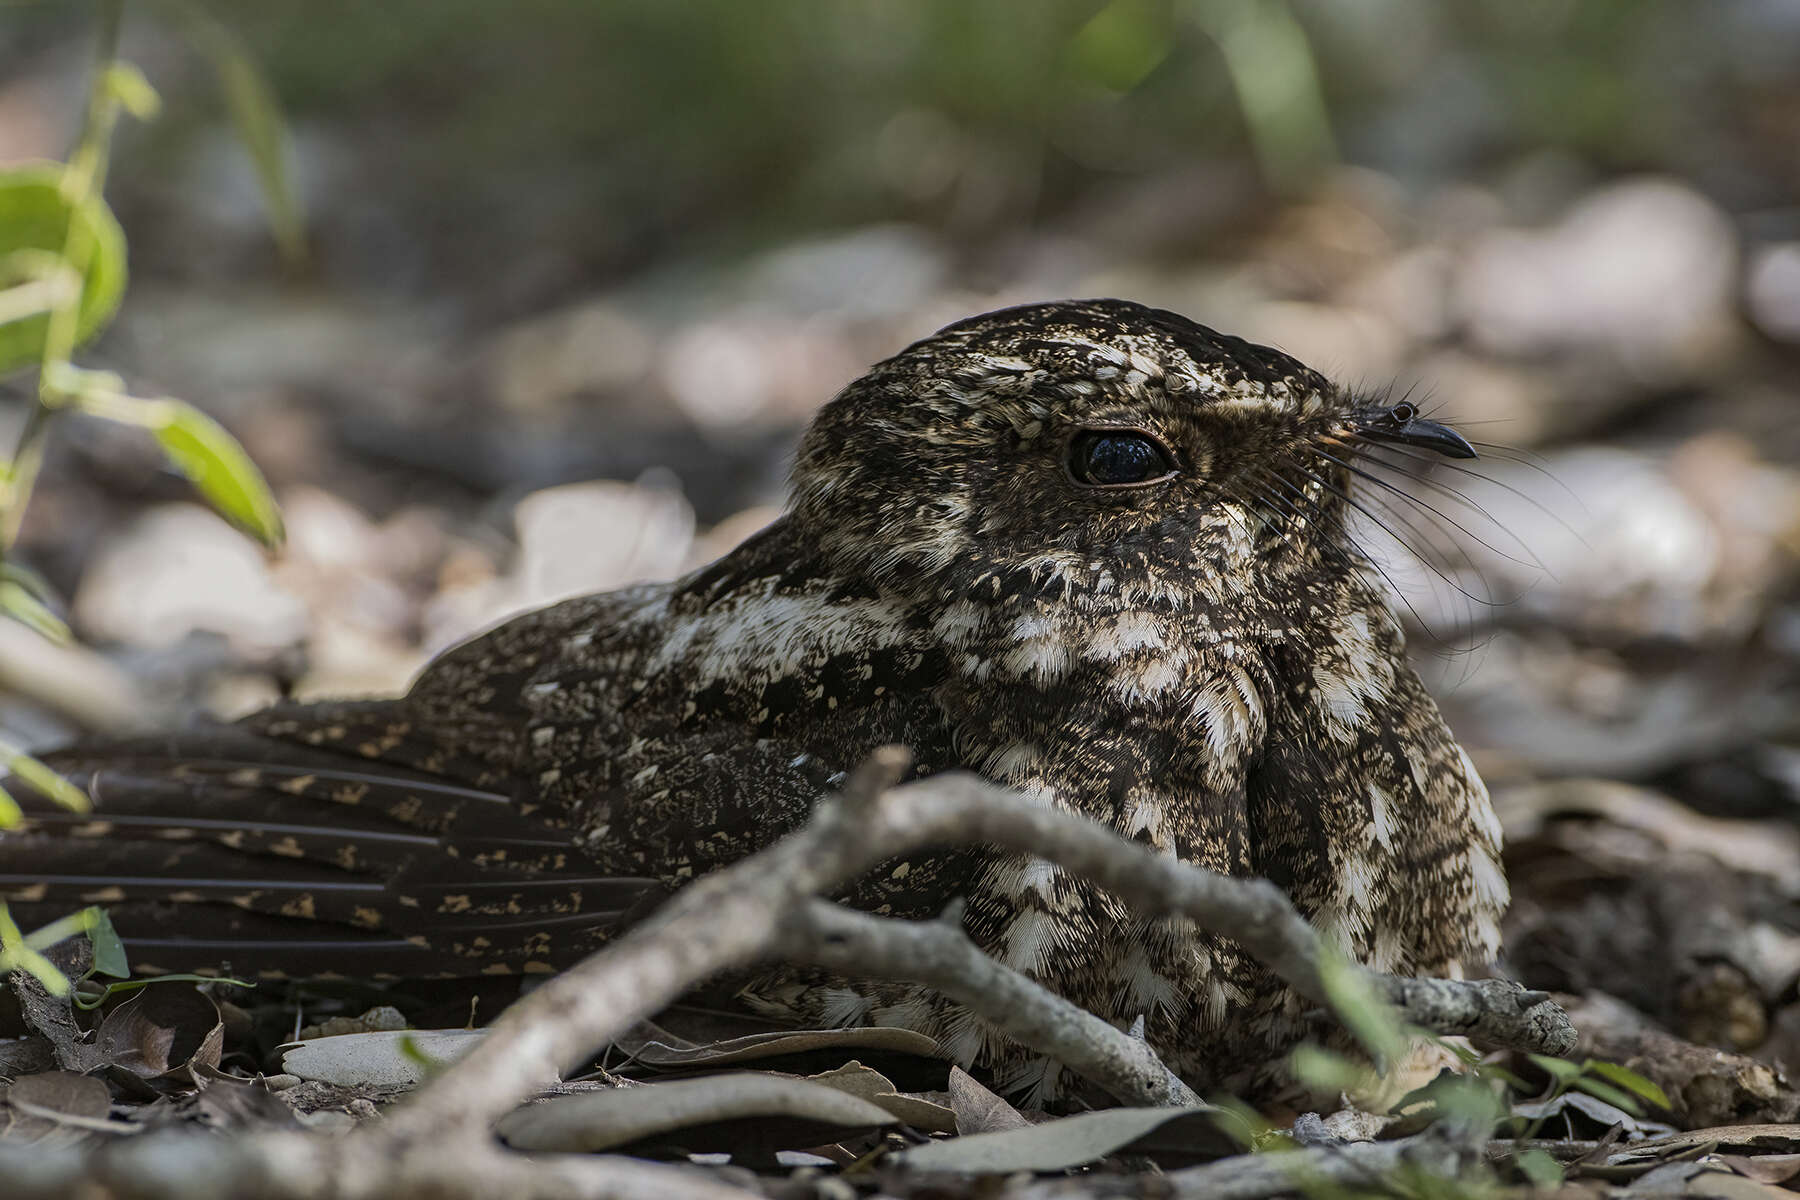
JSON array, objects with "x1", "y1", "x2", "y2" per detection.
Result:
[
  {"x1": 1, "y1": 524, "x2": 962, "y2": 980},
  {"x1": 1, "y1": 722, "x2": 667, "y2": 979},
  {"x1": 0, "y1": 583, "x2": 678, "y2": 979}
]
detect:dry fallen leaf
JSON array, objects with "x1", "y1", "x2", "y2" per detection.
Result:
[
  {"x1": 612, "y1": 1022, "x2": 943, "y2": 1070},
  {"x1": 495, "y1": 1073, "x2": 898, "y2": 1155},
  {"x1": 0, "y1": 1036, "x2": 56, "y2": 1078},
  {"x1": 9, "y1": 971, "x2": 104, "y2": 1074},
  {"x1": 1606, "y1": 1124, "x2": 1800, "y2": 1165},
  {"x1": 2, "y1": 1069, "x2": 118, "y2": 1144},
  {"x1": 5, "y1": 1070, "x2": 111, "y2": 1122},
  {"x1": 1502, "y1": 780, "x2": 1800, "y2": 885},
  {"x1": 279, "y1": 1029, "x2": 493, "y2": 1090},
  {"x1": 1673, "y1": 1170, "x2": 1795, "y2": 1198},
  {"x1": 894, "y1": 1105, "x2": 1242, "y2": 1173},
  {"x1": 1511, "y1": 1090, "x2": 1674, "y2": 1141},
  {"x1": 947, "y1": 1066, "x2": 1029, "y2": 1135},
  {"x1": 1717, "y1": 1152, "x2": 1800, "y2": 1184},
  {"x1": 804, "y1": 1060, "x2": 955, "y2": 1133},
  {"x1": 184, "y1": 1066, "x2": 303, "y2": 1133},
  {"x1": 92, "y1": 986, "x2": 225, "y2": 1096}
]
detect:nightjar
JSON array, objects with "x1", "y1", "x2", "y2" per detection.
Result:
[{"x1": 2, "y1": 299, "x2": 1507, "y2": 1098}]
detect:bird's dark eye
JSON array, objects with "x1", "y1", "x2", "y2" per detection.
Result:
[
  {"x1": 1389, "y1": 401, "x2": 1417, "y2": 423},
  {"x1": 1068, "y1": 430, "x2": 1176, "y2": 487}
]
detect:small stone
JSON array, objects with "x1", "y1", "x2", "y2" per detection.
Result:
[
  {"x1": 1747, "y1": 241, "x2": 1800, "y2": 342},
  {"x1": 74, "y1": 504, "x2": 308, "y2": 656},
  {"x1": 1455, "y1": 178, "x2": 1740, "y2": 378},
  {"x1": 296, "y1": 1109, "x2": 355, "y2": 1134}
]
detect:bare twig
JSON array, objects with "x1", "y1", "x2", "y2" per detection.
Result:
[
  {"x1": 781, "y1": 898, "x2": 1203, "y2": 1107},
  {"x1": 1381, "y1": 975, "x2": 1571, "y2": 1052},
  {"x1": 0, "y1": 1135, "x2": 762, "y2": 1200},
  {"x1": 377, "y1": 760, "x2": 1571, "y2": 1144},
  {"x1": 371, "y1": 746, "x2": 916, "y2": 1144}
]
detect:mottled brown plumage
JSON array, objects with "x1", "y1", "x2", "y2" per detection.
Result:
[{"x1": 3, "y1": 299, "x2": 1506, "y2": 1097}]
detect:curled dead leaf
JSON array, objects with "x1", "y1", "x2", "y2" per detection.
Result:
[{"x1": 496, "y1": 1073, "x2": 898, "y2": 1156}]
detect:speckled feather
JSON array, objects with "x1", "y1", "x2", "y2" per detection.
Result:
[{"x1": 2, "y1": 299, "x2": 1505, "y2": 1097}]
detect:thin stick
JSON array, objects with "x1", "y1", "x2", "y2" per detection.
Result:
[{"x1": 782, "y1": 898, "x2": 1204, "y2": 1107}]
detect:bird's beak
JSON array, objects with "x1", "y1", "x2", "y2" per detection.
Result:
[{"x1": 1357, "y1": 415, "x2": 1478, "y2": 459}]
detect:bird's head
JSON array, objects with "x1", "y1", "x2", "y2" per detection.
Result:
[{"x1": 791, "y1": 298, "x2": 1475, "y2": 609}]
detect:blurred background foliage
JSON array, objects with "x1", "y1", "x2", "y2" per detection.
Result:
[{"x1": 6, "y1": 1, "x2": 1797, "y2": 300}]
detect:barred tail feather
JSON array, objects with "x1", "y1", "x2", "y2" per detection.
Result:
[{"x1": 1, "y1": 721, "x2": 658, "y2": 980}]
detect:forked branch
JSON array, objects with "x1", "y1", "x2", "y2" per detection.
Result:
[
  {"x1": 9, "y1": 751, "x2": 1568, "y2": 1199},
  {"x1": 377, "y1": 749, "x2": 1573, "y2": 1142}
]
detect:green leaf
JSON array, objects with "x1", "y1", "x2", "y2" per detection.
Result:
[
  {"x1": 0, "y1": 578, "x2": 71, "y2": 643},
  {"x1": 0, "y1": 902, "x2": 70, "y2": 995},
  {"x1": 1288, "y1": 1044, "x2": 1365, "y2": 1094},
  {"x1": 104, "y1": 63, "x2": 162, "y2": 121},
  {"x1": 20, "y1": 910, "x2": 91, "y2": 951},
  {"x1": 1582, "y1": 1059, "x2": 1671, "y2": 1112},
  {"x1": 1526, "y1": 1053, "x2": 1585, "y2": 1087},
  {"x1": 82, "y1": 907, "x2": 130, "y2": 979},
  {"x1": 0, "y1": 164, "x2": 127, "y2": 375},
  {"x1": 68, "y1": 388, "x2": 284, "y2": 547},
  {"x1": 0, "y1": 562, "x2": 70, "y2": 643},
  {"x1": 397, "y1": 1032, "x2": 453, "y2": 1079},
  {"x1": 1437, "y1": 1078, "x2": 1505, "y2": 1131},
  {"x1": 1568, "y1": 1075, "x2": 1644, "y2": 1116},
  {"x1": 1395, "y1": 1071, "x2": 1506, "y2": 1132},
  {"x1": 19, "y1": 904, "x2": 130, "y2": 978},
  {"x1": 2, "y1": 744, "x2": 89, "y2": 814},
  {"x1": 142, "y1": 398, "x2": 285, "y2": 547},
  {"x1": 1205, "y1": 1094, "x2": 1281, "y2": 1151},
  {"x1": 1477, "y1": 1064, "x2": 1530, "y2": 1092},
  {"x1": 1431, "y1": 1035, "x2": 1484, "y2": 1067},
  {"x1": 0, "y1": 254, "x2": 78, "y2": 332},
  {"x1": 1190, "y1": 0, "x2": 1337, "y2": 197},
  {"x1": 2, "y1": 558, "x2": 61, "y2": 604},
  {"x1": 1316, "y1": 943, "x2": 1408, "y2": 1069},
  {"x1": 0, "y1": 783, "x2": 20, "y2": 829},
  {"x1": 175, "y1": 6, "x2": 305, "y2": 265},
  {"x1": 1063, "y1": 0, "x2": 1173, "y2": 92},
  {"x1": 1514, "y1": 1148, "x2": 1565, "y2": 1188}
]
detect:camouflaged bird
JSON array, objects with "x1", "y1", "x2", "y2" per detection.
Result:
[{"x1": 2, "y1": 299, "x2": 1507, "y2": 1097}]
